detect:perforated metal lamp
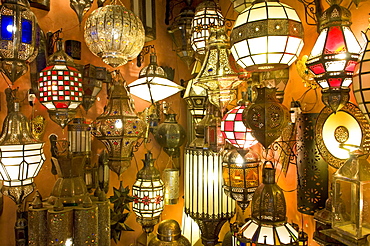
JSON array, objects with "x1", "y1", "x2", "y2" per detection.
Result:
[{"x1": 306, "y1": 1, "x2": 361, "y2": 112}]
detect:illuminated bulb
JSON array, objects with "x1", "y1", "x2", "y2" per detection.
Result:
[{"x1": 115, "y1": 119, "x2": 123, "y2": 129}]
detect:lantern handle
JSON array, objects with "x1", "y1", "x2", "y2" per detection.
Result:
[{"x1": 262, "y1": 160, "x2": 275, "y2": 170}]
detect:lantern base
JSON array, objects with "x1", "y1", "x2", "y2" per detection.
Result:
[
  {"x1": 137, "y1": 216, "x2": 160, "y2": 234},
  {"x1": 2, "y1": 184, "x2": 35, "y2": 206},
  {"x1": 194, "y1": 218, "x2": 228, "y2": 246},
  {"x1": 321, "y1": 87, "x2": 350, "y2": 113},
  {"x1": 0, "y1": 60, "x2": 28, "y2": 84},
  {"x1": 48, "y1": 109, "x2": 77, "y2": 129}
]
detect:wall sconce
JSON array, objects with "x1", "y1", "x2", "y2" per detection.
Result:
[
  {"x1": 84, "y1": 3, "x2": 145, "y2": 67},
  {"x1": 131, "y1": 0, "x2": 156, "y2": 42},
  {"x1": 306, "y1": 1, "x2": 361, "y2": 112},
  {"x1": 69, "y1": 0, "x2": 93, "y2": 23},
  {"x1": 0, "y1": 0, "x2": 40, "y2": 83},
  {"x1": 38, "y1": 39, "x2": 83, "y2": 129},
  {"x1": 133, "y1": 151, "x2": 165, "y2": 233},
  {"x1": 230, "y1": 0, "x2": 304, "y2": 72}
]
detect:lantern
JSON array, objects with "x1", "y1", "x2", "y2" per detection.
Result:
[
  {"x1": 81, "y1": 64, "x2": 106, "y2": 112},
  {"x1": 38, "y1": 40, "x2": 83, "y2": 129},
  {"x1": 306, "y1": 1, "x2": 361, "y2": 112},
  {"x1": 133, "y1": 151, "x2": 165, "y2": 233},
  {"x1": 84, "y1": 4, "x2": 145, "y2": 67},
  {"x1": 91, "y1": 71, "x2": 146, "y2": 177},
  {"x1": 230, "y1": 0, "x2": 254, "y2": 13},
  {"x1": 69, "y1": 0, "x2": 93, "y2": 23},
  {"x1": 190, "y1": 0, "x2": 225, "y2": 56},
  {"x1": 237, "y1": 162, "x2": 298, "y2": 245},
  {"x1": 230, "y1": 0, "x2": 304, "y2": 72},
  {"x1": 148, "y1": 219, "x2": 191, "y2": 246}
]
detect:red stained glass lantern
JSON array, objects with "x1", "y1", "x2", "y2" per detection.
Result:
[
  {"x1": 306, "y1": 2, "x2": 361, "y2": 112},
  {"x1": 39, "y1": 40, "x2": 83, "y2": 128}
]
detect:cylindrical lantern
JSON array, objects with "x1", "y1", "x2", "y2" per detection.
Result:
[
  {"x1": 73, "y1": 204, "x2": 98, "y2": 245},
  {"x1": 133, "y1": 151, "x2": 165, "y2": 233},
  {"x1": 28, "y1": 192, "x2": 48, "y2": 246},
  {"x1": 47, "y1": 205, "x2": 74, "y2": 245},
  {"x1": 230, "y1": 0, "x2": 304, "y2": 72},
  {"x1": 163, "y1": 168, "x2": 180, "y2": 205},
  {"x1": 306, "y1": 2, "x2": 361, "y2": 112},
  {"x1": 84, "y1": 4, "x2": 145, "y2": 67},
  {"x1": 68, "y1": 118, "x2": 91, "y2": 154},
  {"x1": 95, "y1": 196, "x2": 111, "y2": 246}
]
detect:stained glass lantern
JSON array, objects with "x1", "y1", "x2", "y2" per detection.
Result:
[
  {"x1": 230, "y1": 0, "x2": 254, "y2": 13},
  {"x1": 133, "y1": 151, "x2": 165, "y2": 233},
  {"x1": 238, "y1": 162, "x2": 299, "y2": 245},
  {"x1": 167, "y1": 6, "x2": 195, "y2": 68},
  {"x1": 70, "y1": 0, "x2": 93, "y2": 23},
  {"x1": 84, "y1": 3, "x2": 145, "y2": 67},
  {"x1": 190, "y1": 0, "x2": 225, "y2": 56},
  {"x1": 306, "y1": 1, "x2": 361, "y2": 112},
  {"x1": 0, "y1": 0, "x2": 40, "y2": 83},
  {"x1": 91, "y1": 71, "x2": 146, "y2": 177},
  {"x1": 222, "y1": 148, "x2": 260, "y2": 211},
  {"x1": 38, "y1": 40, "x2": 83, "y2": 129}
]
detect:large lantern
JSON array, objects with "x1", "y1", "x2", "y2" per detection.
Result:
[
  {"x1": 0, "y1": 0, "x2": 40, "y2": 83},
  {"x1": 306, "y1": 1, "x2": 361, "y2": 112},
  {"x1": 38, "y1": 40, "x2": 83, "y2": 129},
  {"x1": 84, "y1": 4, "x2": 145, "y2": 67},
  {"x1": 230, "y1": 0, "x2": 304, "y2": 72}
]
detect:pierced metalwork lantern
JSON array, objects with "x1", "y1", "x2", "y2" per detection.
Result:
[
  {"x1": 84, "y1": 3, "x2": 145, "y2": 67},
  {"x1": 256, "y1": 68, "x2": 289, "y2": 103},
  {"x1": 230, "y1": 0, "x2": 254, "y2": 13},
  {"x1": 81, "y1": 64, "x2": 106, "y2": 112},
  {"x1": 133, "y1": 151, "x2": 165, "y2": 233},
  {"x1": 306, "y1": 2, "x2": 361, "y2": 112},
  {"x1": 92, "y1": 71, "x2": 146, "y2": 177},
  {"x1": 69, "y1": 0, "x2": 93, "y2": 23},
  {"x1": 38, "y1": 40, "x2": 83, "y2": 129},
  {"x1": 230, "y1": 0, "x2": 304, "y2": 72},
  {"x1": 191, "y1": 0, "x2": 225, "y2": 56},
  {"x1": 0, "y1": 0, "x2": 40, "y2": 83},
  {"x1": 167, "y1": 6, "x2": 195, "y2": 68},
  {"x1": 238, "y1": 162, "x2": 299, "y2": 245},
  {"x1": 222, "y1": 148, "x2": 260, "y2": 211}
]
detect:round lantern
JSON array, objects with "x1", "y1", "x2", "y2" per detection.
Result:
[
  {"x1": 306, "y1": 2, "x2": 361, "y2": 112},
  {"x1": 230, "y1": 0, "x2": 304, "y2": 72},
  {"x1": 38, "y1": 40, "x2": 83, "y2": 129},
  {"x1": 84, "y1": 4, "x2": 145, "y2": 67}
]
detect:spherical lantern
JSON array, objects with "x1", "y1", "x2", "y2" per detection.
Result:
[
  {"x1": 84, "y1": 4, "x2": 145, "y2": 67},
  {"x1": 0, "y1": 0, "x2": 40, "y2": 83},
  {"x1": 190, "y1": 0, "x2": 225, "y2": 56},
  {"x1": 306, "y1": 1, "x2": 361, "y2": 112},
  {"x1": 230, "y1": 0, "x2": 304, "y2": 72},
  {"x1": 38, "y1": 40, "x2": 83, "y2": 129},
  {"x1": 221, "y1": 104, "x2": 257, "y2": 149},
  {"x1": 133, "y1": 151, "x2": 165, "y2": 233}
]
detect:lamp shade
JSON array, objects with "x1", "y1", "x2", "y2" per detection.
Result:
[
  {"x1": 84, "y1": 4, "x2": 145, "y2": 67},
  {"x1": 230, "y1": 0, "x2": 304, "y2": 72}
]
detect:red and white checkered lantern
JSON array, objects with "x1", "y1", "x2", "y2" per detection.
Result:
[{"x1": 221, "y1": 105, "x2": 257, "y2": 149}]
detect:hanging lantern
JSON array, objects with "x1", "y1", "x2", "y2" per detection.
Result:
[
  {"x1": 190, "y1": 0, "x2": 225, "y2": 56},
  {"x1": 70, "y1": 0, "x2": 93, "y2": 23},
  {"x1": 92, "y1": 71, "x2": 146, "y2": 177},
  {"x1": 242, "y1": 87, "x2": 290, "y2": 149},
  {"x1": 133, "y1": 151, "x2": 165, "y2": 233},
  {"x1": 238, "y1": 162, "x2": 298, "y2": 245},
  {"x1": 163, "y1": 168, "x2": 180, "y2": 205},
  {"x1": 128, "y1": 52, "x2": 184, "y2": 103},
  {"x1": 81, "y1": 64, "x2": 106, "y2": 112},
  {"x1": 230, "y1": 0, "x2": 254, "y2": 13},
  {"x1": 230, "y1": 0, "x2": 304, "y2": 72},
  {"x1": 84, "y1": 3, "x2": 145, "y2": 67},
  {"x1": 0, "y1": 0, "x2": 40, "y2": 83},
  {"x1": 256, "y1": 68, "x2": 290, "y2": 103},
  {"x1": 38, "y1": 39, "x2": 83, "y2": 129},
  {"x1": 194, "y1": 27, "x2": 242, "y2": 113},
  {"x1": 154, "y1": 114, "x2": 186, "y2": 158},
  {"x1": 222, "y1": 148, "x2": 260, "y2": 211},
  {"x1": 167, "y1": 6, "x2": 195, "y2": 68},
  {"x1": 0, "y1": 88, "x2": 45, "y2": 204},
  {"x1": 306, "y1": 1, "x2": 361, "y2": 112}
]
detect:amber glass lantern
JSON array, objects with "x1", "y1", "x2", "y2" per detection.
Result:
[
  {"x1": 133, "y1": 151, "x2": 165, "y2": 233},
  {"x1": 332, "y1": 149, "x2": 370, "y2": 239},
  {"x1": 306, "y1": 1, "x2": 361, "y2": 112}
]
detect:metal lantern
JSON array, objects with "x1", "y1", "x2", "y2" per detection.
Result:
[
  {"x1": 222, "y1": 148, "x2": 260, "y2": 211},
  {"x1": 38, "y1": 40, "x2": 83, "y2": 129},
  {"x1": 91, "y1": 71, "x2": 146, "y2": 177},
  {"x1": 128, "y1": 52, "x2": 184, "y2": 103},
  {"x1": 69, "y1": 0, "x2": 93, "y2": 23},
  {"x1": 0, "y1": 0, "x2": 40, "y2": 83},
  {"x1": 84, "y1": 4, "x2": 145, "y2": 67},
  {"x1": 68, "y1": 118, "x2": 91, "y2": 154},
  {"x1": 238, "y1": 162, "x2": 298, "y2": 245},
  {"x1": 81, "y1": 64, "x2": 106, "y2": 112},
  {"x1": 306, "y1": 2, "x2": 361, "y2": 112},
  {"x1": 256, "y1": 68, "x2": 290, "y2": 103},
  {"x1": 149, "y1": 219, "x2": 191, "y2": 246},
  {"x1": 230, "y1": 0, "x2": 254, "y2": 13},
  {"x1": 133, "y1": 151, "x2": 165, "y2": 233},
  {"x1": 163, "y1": 168, "x2": 180, "y2": 205},
  {"x1": 167, "y1": 6, "x2": 195, "y2": 68},
  {"x1": 194, "y1": 27, "x2": 242, "y2": 113},
  {"x1": 230, "y1": 0, "x2": 304, "y2": 72},
  {"x1": 190, "y1": 0, "x2": 225, "y2": 56}
]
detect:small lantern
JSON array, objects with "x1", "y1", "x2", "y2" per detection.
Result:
[
  {"x1": 38, "y1": 39, "x2": 83, "y2": 129},
  {"x1": 306, "y1": 2, "x2": 361, "y2": 112},
  {"x1": 163, "y1": 168, "x2": 180, "y2": 205},
  {"x1": 69, "y1": 0, "x2": 93, "y2": 23},
  {"x1": 133, "y1": 151, "x2": 165, "y2": 233},
  {"x1": 230, "y1": 0, "x2": 304, "y2": 72}
]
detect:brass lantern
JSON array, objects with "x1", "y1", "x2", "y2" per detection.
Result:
[
  {"x1": 91, "y1": 71, "x2": 146, "y2": 177},
  {"x1": 149, "y1": 219, "x2": 191, "y2": 246},
  {"x1": 69, "y1": 0, "x2": 93, "y2": 23}
]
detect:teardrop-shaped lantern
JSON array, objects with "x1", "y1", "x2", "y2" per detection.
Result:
[{"x1": 70, "y1": 0, "x2": 93, "y2": 23}]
